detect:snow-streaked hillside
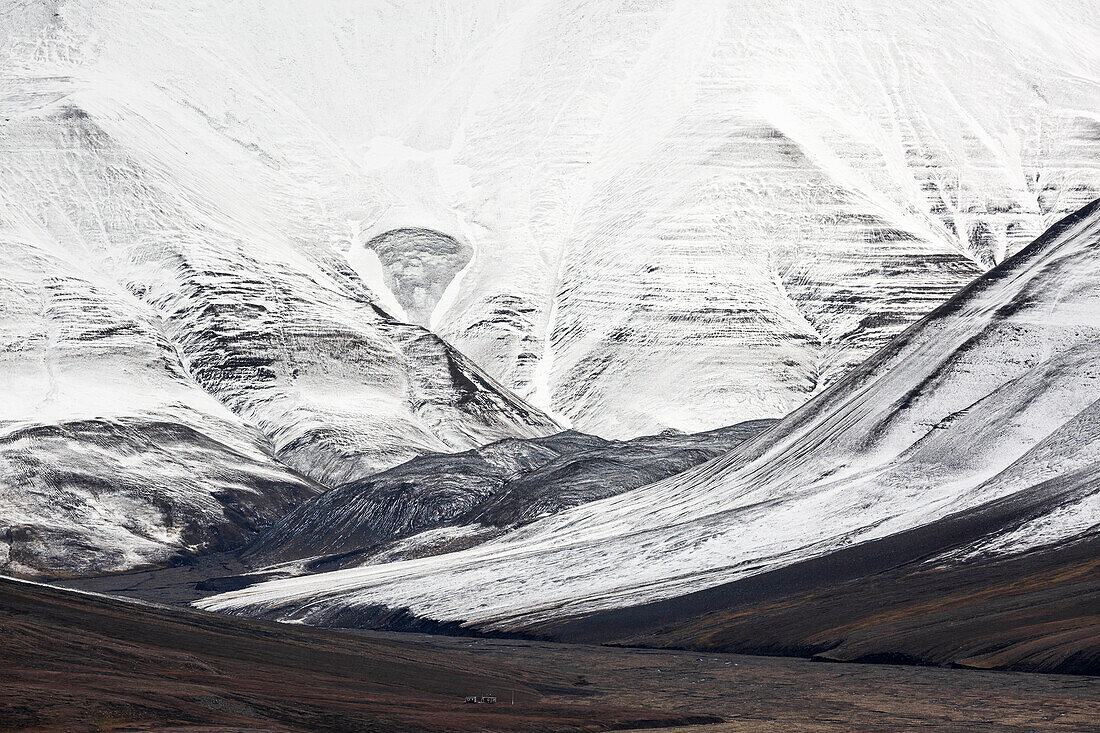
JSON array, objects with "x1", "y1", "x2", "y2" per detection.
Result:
[
  {"x1": 0, "y1": 126, "x2": 556, "y2": 574},
  {"x1": 6, "y1": 0, "x2": 1100, "y2": 439},
  {"x1": 198, "y1": 200, "x2": 1100, "y2": 629},
  {"x1": 2, "y1": 2, "x2": 571, "y2": 574},
  {"x1": 241, "y1": 420, "x2": 774, "y2": 569},
  {"x1": 0, "y1": 205, "x2": 322, "y2": 574},
  {"x1": 0, "y1": 52, "x2": 560, "y2": 479}
]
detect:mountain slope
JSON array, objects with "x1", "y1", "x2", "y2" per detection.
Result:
[
  {"x1": 0, "y1": 72, "x2": 559, "y2": 484},
  {"x1": 536, "y1": 461, "x2": 1100, "y2": 675},
  {"x1": 0, "y1": 208, "x2": 322, "y2": 575},
  {"x1": 0, "y1": 64, "x2": 558, "y2": 575},
  {"x1": 199, "y1": 200, "x2": 1100, "y2": 644},
  {"x1": 5, "y1": 0, "x2": 1099, "y2": 438},
  {"x1": 243, "y1": 431, "x2": 610, "y2": 568},
  {"x1": 243, "y1": 420, "x2": 775, "y2": 569}
]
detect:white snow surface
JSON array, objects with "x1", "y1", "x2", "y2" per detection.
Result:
[
  {"x1": 0, "y1": 201, "x2": 321, "y2": 574},
  {"x1": 5, "y1": 1, "x2": 1100, "y2": 439},
  {"x1": 1, "y1": 6, "x2": 561, "y2": 476},
  {"x1": 1, "y1": 2, "x2": 568, "y2": 573},
  {"x1": 198, "y1": 201, "x2": 1100, "y2": 629}
]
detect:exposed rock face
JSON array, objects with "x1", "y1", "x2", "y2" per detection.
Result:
[
  {"x1": 199, "y1": 200, "x2": 1100, "y2": 636},
  {"x1": 244, "y1": 421, "x2": 775, "y2": 568},
  {"x1": 6, "y1": 1, "x2": 1100, "y2": 440}
]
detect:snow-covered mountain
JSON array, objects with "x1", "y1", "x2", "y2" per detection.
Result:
[
  {"x1": 0, "y1": 149, "x2": 557, "y2": 576},
  {"x1": 6, "y1": 0, "x2": 1100, "y2": 441},
  {"x1": 242, "y1": 420, "x2": 774, "y2": 569},
  {"x1": 5, "y1": 0, "x2": 1100, "y2": 577},
  {"x1": 2, "y1": 2, "x2": 567, "y2": 575},
  {"x1": 198, "y1": 199, "x2": 1100, "y2": 632}
]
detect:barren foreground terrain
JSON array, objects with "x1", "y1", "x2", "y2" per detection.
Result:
[{"x1": 3, "y1": 577, "x2": 1098, "y2": 732}]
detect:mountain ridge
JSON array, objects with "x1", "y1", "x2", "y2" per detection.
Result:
[
  {"x1": 6, "y1": 0, "x2": 1099, "y2": 438},
  {"x1": 197, "y1": 198, "x2": 1100, "y2": 662}
]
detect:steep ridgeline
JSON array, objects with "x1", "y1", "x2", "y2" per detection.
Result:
[
  {"x1": 0, "y1": 74, "x2": 557, "y2": 576},
  {"x1": 5, "y1": 2, "x2": 1100, "y2": 439},
  {"x1": 0, "y1": 75, "x2": 559, "y2": 483},
  {"x1": 244, "y1": 421, "x2": 775, "y2": 569},
  {"x1": 0, "y1": 208, "x2": 321, "y2": 575},
  {"x1": 200, "y1": 200, "x2": 1100, "y2": 669}
]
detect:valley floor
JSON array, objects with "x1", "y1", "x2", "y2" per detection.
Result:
[
  {"x1": 3, "y1": 577, "x2": 1098, "y2": 732},
  {"x1": 363, "y1": 632, "x2": 1100, "y2": 733}
]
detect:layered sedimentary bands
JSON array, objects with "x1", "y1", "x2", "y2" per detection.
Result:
[
  {"x1": 200, "y1": 201, "x2": 1100, "y2": 672},
  {"x1": 1, "y1": 6, "x2": 564, "y2": 574},
  {"x1": 243, "y1": 420, "x2": 775, "y2": 569},
  {"x1": 0, "y1": 212, "x2": 319, "y2": 574},
  {"x1": 4, "y1": 0, "x2": 1100, "y2": 446}
]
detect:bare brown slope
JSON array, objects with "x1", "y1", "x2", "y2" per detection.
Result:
[
  {"x1": 0, "y1": 577, "x2": 715, "y2": 732},
  {"x1": 531, "y1": 469, "x2": 1100, "y2": 675},
  {"x1": 584, "y1": 537, "x2": 1100, "y2": 675}
]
